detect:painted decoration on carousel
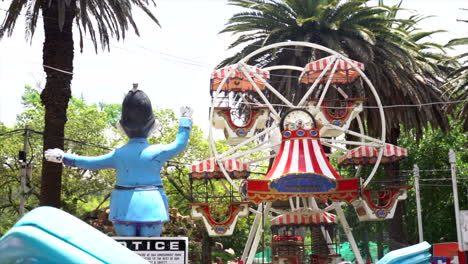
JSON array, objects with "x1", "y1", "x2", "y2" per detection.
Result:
[
  {"x1": 44, "y1": 87, "x2": 193, "y2": 237},
  {"x1": 246, "y1": 109, "x2": 360, "y2": 203}
]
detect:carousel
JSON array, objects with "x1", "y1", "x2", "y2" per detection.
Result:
[{"x1": 189, "y1": 41, "x2": 411, "y2": 264}]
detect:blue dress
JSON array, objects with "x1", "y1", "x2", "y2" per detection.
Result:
[{"x1": 63, "y1": 117, "x2": 192, "y2": 224}]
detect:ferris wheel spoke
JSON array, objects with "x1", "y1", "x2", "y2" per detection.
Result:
[
  {"x1": 239, "y1": 62, "x2": 294, "y2": 109},
  {"x1": 320, "y1": 138, "x2": 381, "y2": 148},
  {"x1": 320, "y1": 141, "x2": 348, "y2": 152},
  {"x1": 316, "y1": 57, "x2": 340, "y2": 108},
  {"x1": 219, "y1": 141, "x2": 271, "y2": 162},
  {"x1": 246, "y1": 154, "x2": 277, "y2": 165},
  {"x1": 326, "y1": 124, "x2": 385, "y2": 145},
  {"x1": 297, "y1": 55, "x2": 338, "y2": 107},
  {"x1": 216, "y1": 124, "x2": 278, "y2": 160}
]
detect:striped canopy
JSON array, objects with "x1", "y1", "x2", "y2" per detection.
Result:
[
  {"x1": 190, "y1": 158, "x2": 250, "y2": 179},
  {"x1": 210, "y1": 64, "x2": 270, "y2": 92},
  {"x1": 300, "y1": 56, "x2": 364, "y2": 84},
  {"x1": 259, "y1": 127, "x2": 341, "y2": 194},
  {"x1": 265, "y1": 128, "x2": 341, "y2": 182},
  {"x1": 271, "y1": 209, "x2": 337, "y2": 226},
  {"x1": 338, "y1": 144, "x2": 408, "y2": 165},
  {"x1": 211, "y1": 65, "x2": 270, "y2": 79}
]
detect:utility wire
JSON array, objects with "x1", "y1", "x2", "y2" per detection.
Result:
[
  {"x1": 0, "y1": 129, "x2": 25, "y2": 137},
  {"x1": 28, "y1": 129, "x2": 113, "y2": 151}
]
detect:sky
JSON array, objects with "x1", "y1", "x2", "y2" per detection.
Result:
[{"x1": 0, "y1": 0, "x2": 467, "y2": 134}]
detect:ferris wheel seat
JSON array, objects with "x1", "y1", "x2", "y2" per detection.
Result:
[
  {"x1": 306, "y1": 98, "x2": 366, "y2": 137},
  {"x1": 212, "y1": 106, "x2": 269, "y2": 145},
  {"x1": 351, "y1": 186, "x2": 410, "y2": 221},
  {"x1": 188, "y1": 202, "x2": 250, "y2": 237}
]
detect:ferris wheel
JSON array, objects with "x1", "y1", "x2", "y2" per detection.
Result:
[
  {"x1": 208, "y1": 41, "x2": 387, "y2": 189},
  {"x1": 190, "y1": 41, "x2": 410, "y2": 264}
]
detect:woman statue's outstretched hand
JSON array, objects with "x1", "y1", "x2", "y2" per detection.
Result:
[
  {"x1": 180, "y1": 106, "x2": 193, "y2": 118},
  {"x1": 44, "y1": 148, "x2": 65, "y2": 163}
]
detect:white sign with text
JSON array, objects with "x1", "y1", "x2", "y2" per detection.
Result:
[{"x1": 114, "y1": 237, "x2": 188, "y2": 264}]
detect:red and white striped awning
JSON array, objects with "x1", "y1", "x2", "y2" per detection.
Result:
[
  {"x1": 265, "y1": 129, "x2": 341, "y2": 181},
  {"x1": 303, "y1": 56, "x2": 365, "y2": 72},
  {"x1": 300, "y1": 56, "x2": 364, "y2": 84},
  {"x1": 271, "y1": 209, "x2": 337, "y2": 226},
  {"x1": 190, "y1": 158, "x2": 250, "y2": 179},
  {"x1": 211, "y1": 64, "x2": 270, "y2": 80},
  {"x1": 338, "y1": 144, "x2": 408, "y2": 165}
]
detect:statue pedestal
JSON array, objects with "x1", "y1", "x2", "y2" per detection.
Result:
[{"x1": 114, "y1": 237, "x2": 188, "y2": 264}]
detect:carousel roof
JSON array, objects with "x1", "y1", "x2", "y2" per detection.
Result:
[
  {"x1": 190, "y1": 158, "x2": 250, "y2": 179},
  {"x1": 264, "y1": 128, "x2": 341, "y2": 182},
  {"x1": 271, "y1": 209, "x2": 337, "y2": 226},
  {"x1": 338, "y1": 144, "x2": 408, "y2": 165},
  {"x1": 246, "y1": 126, "x2": 360, "y2": 203}
]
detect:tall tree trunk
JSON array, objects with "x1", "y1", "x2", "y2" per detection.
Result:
[
  {"x1": 386, "y1": 125, "x2": 408, "y2": 249},
  {"x1": 39, "y1": 0, "x2": 75, "y2": 208}
]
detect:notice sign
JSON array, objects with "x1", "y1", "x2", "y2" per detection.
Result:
[{"x1": 114, "y1": 237, "x2": 188, "y2": 264}]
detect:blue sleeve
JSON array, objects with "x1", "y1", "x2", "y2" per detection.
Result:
[
  {"x1": 152, "y1": 117, "x2": 192, "y2": 162},
  {"x1": 63, "y1": 150, "x2": 115, "y2": 169}
]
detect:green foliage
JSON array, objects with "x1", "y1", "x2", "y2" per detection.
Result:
[{"x1": 399, "y1": 119, "x2": 468, "y2": 244}]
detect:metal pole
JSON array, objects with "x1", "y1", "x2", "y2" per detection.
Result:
[
  {"x1": 19, "y1": 126, "x2": 29, "y2": 217},
  {"x1": 414, "y1": 164, "x2": 424, "y2": 243},
  {"x1": 449, "y1": 149, "x2": 463, "y2": 251}
]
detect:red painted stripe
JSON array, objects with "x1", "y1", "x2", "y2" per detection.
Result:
[
  {"x1": 265, "y1": 142, "x2": 286, "y2": 180},
  {"x1": 308, "y1": 139, "x2": 322, "y2": 175},
  {"x1": 282, "y1": 140, "x2": 295, "y2": 175},
  {"x1": 316, "y1": 139, "x2": 341, "y2": 179},
  {"x1": 298, "y1": 139, "x2": 306, "y2": 172}
]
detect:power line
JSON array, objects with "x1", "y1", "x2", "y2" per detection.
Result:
[
  {"x1": 28, "y1": 129, "x2": 113, "y2": 151},
  {"x1": 234, "y1": 98, "x2": 468, "y2": 109},
  {"x1": 0, "y1": 129, "x2": 25, "y2": 137}
]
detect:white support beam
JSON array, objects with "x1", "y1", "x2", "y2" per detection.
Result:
[
  {"x1": 242, "y1": 204, "x2": 263, "y2": 262},
  {"x1": 335, "y1": 204, "x2": 364, "y2": 264},
  {"x1": 246, "y1": 202, "x2": 272, "y2": 264}
]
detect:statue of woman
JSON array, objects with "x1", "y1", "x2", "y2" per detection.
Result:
[{"x1": 45, "y1": 88, "x2": 192, "y2": 237}]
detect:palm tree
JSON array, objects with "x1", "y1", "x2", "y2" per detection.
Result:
[
  {"x1": 220, "y1": 0, "x2": 450, "y2": 248},
  {"x1": 445, "y1": 10, "x2": 468, "y2": 130},
  {"x1": 0, "y1": 0, "x2": 159, "y2": 208}
]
